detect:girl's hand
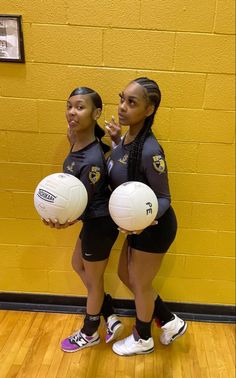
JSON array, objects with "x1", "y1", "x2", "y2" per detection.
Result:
[
  {"x1": 42, "y1": 218, "x2": 78, "y2": 229},
  {"x1": 117, "y1": 227, "x2": 143, "y2": 235},
  {"x1": 105, "y1": 116, "x2": 121, "y2": 145},
  {"x1": 117, "y1": 220, "x2": 158, "y2": 235},
  {"x1": 67, "y1": 125, "x2": 77, "y2": 146}
]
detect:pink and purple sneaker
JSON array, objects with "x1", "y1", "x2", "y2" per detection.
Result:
[{"x1": 61, "y1": 330, "x2": 100, "y2": 353}]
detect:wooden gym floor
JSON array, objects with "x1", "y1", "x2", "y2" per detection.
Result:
[{"x1": 0, "y1": 310, "x2": 235, "y2": 378}]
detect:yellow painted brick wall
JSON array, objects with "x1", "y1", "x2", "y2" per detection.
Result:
[{"x1": 0, "y1": 0, "x2": 235, "y2": 305}]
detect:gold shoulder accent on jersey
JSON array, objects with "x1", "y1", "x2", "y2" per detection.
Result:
[
  {"x1": 89, "y1": 166, "x2": 101, "y2": 184},
  {"x1": 66, "y1": 161, "x2": 75, "y2": 173},
  {"x1": 118, "y1": 153, "x2": 128, "y2": 165},
  {"x1": 152, "y1": 155, "x2": 165, "y2": 173}
]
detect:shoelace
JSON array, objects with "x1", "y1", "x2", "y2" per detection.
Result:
[{"x1": 69, "y1": 333, "x2": 86, "y2": 346}]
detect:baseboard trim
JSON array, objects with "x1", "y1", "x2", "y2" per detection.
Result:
[{"x1": 0, "y1": 292, "x2": 235, "y2": 323}]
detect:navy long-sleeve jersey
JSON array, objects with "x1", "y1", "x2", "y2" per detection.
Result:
[{"x1": 63, "y1": 140, "x2": 110, "y2": 220}]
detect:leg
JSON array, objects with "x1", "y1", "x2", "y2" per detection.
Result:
[
  {"x1": 71, "y1": 236, "x2": 87, "y2": 287},
  {"x1": 118, "y1": 240, "x2": 162, "y2": 303},
  {"x1": 82, "y1": 258, "x2": 124, "y2": 342},
  {"x1": 61, "y1": 258, "x2": 108, "y2": 353},
  {"x1": 119, "y1": 243, "x2": 165, "y2": 322},
  {"x1": 128, "y1": 250, "x2": 187, "y2": 345},
  {"x1": 128, "y1": 249, "x2": 165, "y2": 322},
  {"x1": 61, "y1": 216, "x2": 123, "y2": 353},
  {"x1": 117, "y1": 239, "x2": 133, "y2": 291},
  {"x1": 83, "y1": 258, "x2": 109, "y2": 315},
  {"x1": 112, "y1": 250, "x2": 165, "y2": 356},
  {"x1": 72, "y1": 236, "x2": 119, "y2": 328},
  {"x1": 118, "y1": 242, "x2": 186, "y2": 334}
]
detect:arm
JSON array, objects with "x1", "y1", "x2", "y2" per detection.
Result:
[{"x1": 143, "y1": 152, "x2": 171, "y2": 219}]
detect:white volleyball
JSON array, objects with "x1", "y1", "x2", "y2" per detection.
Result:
[
  {"x1": 34, "y1": 173, "x2": 88, "y2": 224},
  {"x1": 109, "y1": 181, "x2": 158, "y2": 231}
]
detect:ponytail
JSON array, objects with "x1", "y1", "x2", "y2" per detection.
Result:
[{"x1": 127, "y1": 117, "x2": 152, "y2": 181}]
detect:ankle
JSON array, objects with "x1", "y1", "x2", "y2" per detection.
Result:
[{"x1": 81, "y1": 313, "x2": 100, "y2": 336}]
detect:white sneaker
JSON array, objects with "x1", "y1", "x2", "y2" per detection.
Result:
[
  {"x1": 105, "y1": 314, "x2": 124, "y2": 343},
  {"x1": 112, "y1": 329, "x2": 154, "y2": 356},
  {"x1": 160, "y1": 314, "x2": 187, "y2": 345}
]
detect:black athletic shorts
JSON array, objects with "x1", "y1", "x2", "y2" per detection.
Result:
[
  {"x1": 79, "y1": 215, "x2": 119, "y2": 262},
  {"x1": 127, "y1": 206, "x2": 177, "y2": 253}
]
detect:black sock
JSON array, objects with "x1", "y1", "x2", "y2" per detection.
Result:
[
  {"x1": 100, "y1": 293, "x2": 114, "y2": 321},
  {"x1": 81, "y1": 313, "x2": 100, "y2": 336},
  {"x1": 153, "y1": 295, "x2": 174, "y2": 326},
  {"x1": 135, "y1": 317, "x2": 152, "y2": 340}
]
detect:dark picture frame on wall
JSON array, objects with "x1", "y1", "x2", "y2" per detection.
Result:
[{"x1": 0, "y1": 14, "x2": 25, "y2": 63}]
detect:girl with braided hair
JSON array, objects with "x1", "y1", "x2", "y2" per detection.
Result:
[{"x1": 106, "y1": 77, "x2": 187, "y2": 356}]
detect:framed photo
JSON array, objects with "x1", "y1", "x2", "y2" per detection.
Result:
[{"x1": 0, "y1": 15, "x2": 25, "y2": 63}]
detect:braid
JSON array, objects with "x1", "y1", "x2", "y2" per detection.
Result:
[
  {"x1": 127, "y1": 77, "x2": 161, "y2": 181},
  {"x1": 128, "y1": 117, "x2": 152, "y2": 180}
]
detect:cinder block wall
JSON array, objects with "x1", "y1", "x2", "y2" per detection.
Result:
[{"x1": 0, "y1": 0, "x2": 235, "y2": 304}]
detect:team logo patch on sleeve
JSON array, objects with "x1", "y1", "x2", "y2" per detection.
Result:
[
  {"x1": 152, "y1": 155, "x2": 166, "y2": 173},
  {"x1": 66, "y1": 161, "x2": 75, "y2": 173},
  {"x1": 89, "y1": 166, "x2": 101, "y2": 184},
  {"x1": 118, "y1": 153, "x2": 128, "y2": 165}
]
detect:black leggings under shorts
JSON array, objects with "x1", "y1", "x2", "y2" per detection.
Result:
[
  {"x1": 79, "y1": 215, "x2": 119, "y2": 262},
  {"x1": 127, "y1": 206, "x2": 177, "y2": 253}
]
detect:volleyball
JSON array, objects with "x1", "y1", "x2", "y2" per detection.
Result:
[
  {"x1": 109, "y1": 181, "x2": 158, "y2": 231},
  {"x1": 34, "y1": 173, "x2": 88, "y2": 224}
]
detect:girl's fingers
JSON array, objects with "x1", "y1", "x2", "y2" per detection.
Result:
[
  {"x1": 117, "y1": 227, "x2": 134, "y2": 235},
  {"x1": 41, "y1": 217, "x2": 77, "y2": 229},
  {"x1": 132, "y1": 229, "x2": 143, "y2": 235},
  {"x1": 41, "y1": 218, "x2": 49, "y2": 226},
  {"x1": 151, "y1": 220, "x2": 158, "y2": 226}
]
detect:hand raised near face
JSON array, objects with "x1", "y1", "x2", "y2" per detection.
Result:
[
  {"x1": 105, "y1": 116, "x2": 122, "y2": 145},
  {"x1": 67, "y1": 124, "x2": 77, "y2": 146}
]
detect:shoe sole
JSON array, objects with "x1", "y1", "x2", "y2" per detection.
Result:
[
  {"x1": 161, "y1": 321, "x2": 188, "y2": 346},
  {"x1": 61, "y1": 337, "x2": 100, "y2": 353},
  {"x1": 106, "y1": 323, "x2": 124, "y2": 343},
  {"x1": 112, "y1": 345, "x2": 154, "y2": 356}
]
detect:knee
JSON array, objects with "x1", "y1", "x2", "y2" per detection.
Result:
[
  {"x1": 71, "y1": 257, "x2": 84, "y2": 276},
  {"x1": 129, "y1": 275, "x2": 150, "y2": 294},
  {"x1": 86, "y1": 278, "x2": 103, "y2": 293}
]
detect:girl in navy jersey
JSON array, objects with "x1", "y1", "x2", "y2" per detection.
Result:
[
  {"x1": 43, "y1": 87, "x2": 123, "y2": 352},
  {"x1": 106, "y1": 77, "x2": 187, "y2": 356}
]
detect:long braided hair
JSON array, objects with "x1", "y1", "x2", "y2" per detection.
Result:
[
  {"x1": 69, "y1": 87, "x2": 110, "y2": 153},
  {"x1": 127, "y1": 77, "x2": 161, "y2": 181}
]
